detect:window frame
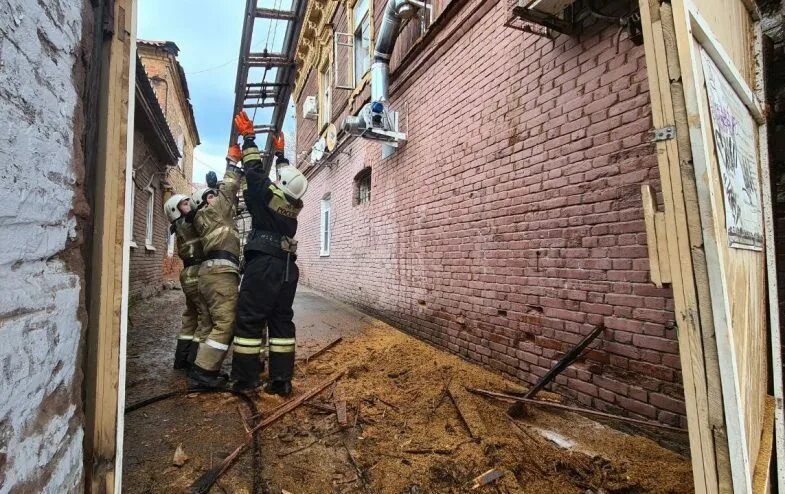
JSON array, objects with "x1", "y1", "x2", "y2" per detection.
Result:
[
  {"x1": 318, "y1": 53, "x2": 333, "y2": 129},
  {"x1": 352, "y1": 0, "x2": 371, "y2": 86},
  {"x1": 129, "y1": 171, "x2": 137, "y2": 248},
  {"x1": 144, "y1": 185, "x2": 156, "y2": 250},
  {"x1": 320, "y1": 194, "x2": 332, "y2": 257},
  {"x1": 354, "y1": 167, "x2": 372, "y2": 206}
]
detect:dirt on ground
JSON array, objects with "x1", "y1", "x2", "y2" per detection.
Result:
[{"x1": 123, "y1": 289, "x2": 693, "y2": 494}]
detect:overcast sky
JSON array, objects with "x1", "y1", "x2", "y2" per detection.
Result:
[{"x1": 137, "y1": 0, "x2": 295, "y2": 182}]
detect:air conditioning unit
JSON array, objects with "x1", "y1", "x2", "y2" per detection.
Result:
[
  {"x1": 303, "y1": 96, "x2": 318, "y2": 120},
  {"x1": 342, "y1": 101, "x2": 406, "y2": 147}
]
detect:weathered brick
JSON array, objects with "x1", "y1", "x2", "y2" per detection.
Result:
[{"x1": 293, "y1": 0, "x2": 681, "y2": 426}]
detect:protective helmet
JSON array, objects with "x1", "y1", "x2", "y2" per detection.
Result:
[
  {"x1": 191, "y1": 187, "x2": 215, "y2": 209},
  {"x1": 163, "y1": 194, "x2": 189, "y2": 222},
  {"x1": 276, "y1": 165, "x2": 308, "y2": 200}
]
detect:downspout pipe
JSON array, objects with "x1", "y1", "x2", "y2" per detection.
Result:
[{"x1": 371, "y1": 0, "x2": 419, "y2": 102}]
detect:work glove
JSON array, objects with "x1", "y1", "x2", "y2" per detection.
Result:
[
  {"x1": 227, "y1": 143, "x2": 242, "y2": 164},
  {"x1": 234, "y1": 111, "x2": 255, "y2": 138},
  {"x1": 206, "y1": 171, "x2": 218, "y2": 189},
  {"x1": 272, "y1": 132, "x2": 285, "y2": 153}
]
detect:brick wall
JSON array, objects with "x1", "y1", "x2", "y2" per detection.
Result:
[
  {"x1": 128, "y1": 129, "x2": 171, "y2": 300},
  {"x1": 294, "y1": 0, "x2": 685, "y2": 426},
  {"x1": 0, "y1": 0, "x2": 89, "y2": 490},
  {"x1": 138, "y1": 48, "x2": 197, "y2": 195}
]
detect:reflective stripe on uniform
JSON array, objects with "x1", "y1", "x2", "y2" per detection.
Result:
[
  {"x1": 204, "y1": 339, "x2": 229, "y2": 351},
  {"x1": 233, "y1": 345, "x2": 263, "y2": 355},
  {"x1": 201, "y1": 259, "x2": 239, "y2": 270},
  {"x1": 234, "y1": 336, "x2": 263, "y2": 346},
  {"x1": 269, "y1": 345, "x2": 295, "y2": 353},
  {"x1": 177, "y1": 334, "x2": 194, "y2": 340},
  {"x1": 269, "y1": 338, "x2": 296, "y2": 345},
  {"x1": 242, "y1": 147, "x2": 261, "y2": 161}
]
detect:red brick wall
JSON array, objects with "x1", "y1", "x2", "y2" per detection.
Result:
[
  {"x1": 129, "y1": 129, "x2": 171, "y2": 300},
  {"x1": 295, "y1": 0, "x2": 684, "y2": 427}
]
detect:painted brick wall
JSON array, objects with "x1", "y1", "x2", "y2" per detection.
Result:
[
  {"x1": 294, "y1": 0, "x2": 685, "y2": 427},
  {"x1": 128, "y1": 129, "x2": 171, "y2": 300},
  {"x1": 0, "y1": 1, "x2": 89, "y2": 491}
]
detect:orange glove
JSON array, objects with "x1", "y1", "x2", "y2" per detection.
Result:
[
  {"x1": 227, "y1": 144, "x2": 242, "y2": 163},
  {"x1": 272, "y1": 132, "x2": 285, "y2": 153},
  {"x1": 234, "y1": 111, "x2": 255, "y2": 137}
]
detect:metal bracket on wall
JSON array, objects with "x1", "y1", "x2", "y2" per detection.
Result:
[{"x1": 650, "y1": 125, "x2": 676, "y2": 142}]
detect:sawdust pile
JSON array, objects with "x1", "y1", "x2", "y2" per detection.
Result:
[{"x1": 262, "y1": 322, "x2": 693, "y2": 493}]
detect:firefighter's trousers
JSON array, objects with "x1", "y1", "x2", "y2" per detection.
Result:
[
  {"x1": 231, "y1": 252, "x2": 299, "y2": 383},
  {"x1": 193, "y1": 261, "x2": 240, "y2": 372},
  {"x1": 175, "y1": 265, "x2": 212, "y2": 367}
]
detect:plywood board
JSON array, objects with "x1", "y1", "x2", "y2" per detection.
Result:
[{"x1": 690, "y1": 0, "x2": 755, "y2": 88}]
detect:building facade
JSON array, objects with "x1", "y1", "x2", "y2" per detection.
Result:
[
  {"x1": 293, "y1": 0, "x2": 685, "y2": 426},
  {"x1": 128, "y1": 57, "x2": 181, "y2": 300},
  {"x1": 137, "y1": 40, "x2": 201, "y2": 280}
]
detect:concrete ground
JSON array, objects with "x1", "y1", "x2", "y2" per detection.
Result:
[{"x1": 292, "y1": 286, "x2": 374, "y2": 349}]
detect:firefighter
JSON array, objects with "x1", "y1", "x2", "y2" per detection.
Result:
[
  {"x1": 188, "y1": 145, "x2": 244, "y2": 388},
  {"x1": 230, "y1": 112, "x2": 308, "y2": 396},
  {"x1": 163, "y1": 193, "x2": 210, "y2": 369}
]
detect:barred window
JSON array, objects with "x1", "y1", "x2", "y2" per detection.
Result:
[{"x1": 354, "y1": 168, "x2": 371, "y2": 206}]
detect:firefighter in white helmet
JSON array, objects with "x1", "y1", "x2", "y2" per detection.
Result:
[
  {"x1": 187, "y1": 145, "x2": 244, "y2": 388},
  {"x1": 230, "y1": 112, "x2": 307, "y2": 395},
  {"x1": 163, "y1": 193, "x2": 211, "y2": 369}
]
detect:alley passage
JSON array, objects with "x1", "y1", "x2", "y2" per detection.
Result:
[{"x1": 123, "y1": 288, "x2": 693, "y2": 493}]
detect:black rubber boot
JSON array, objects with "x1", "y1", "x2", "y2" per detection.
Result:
[
  {"x1": 186, "y1": 341, "x2": 199, "y2": 366},
  {"x1": 188, "y1": 365, "x2": 227, "y2": 389},
  {"x1": 263, "y1": 380, "x2": 292, "y2": 397},
  {"x1": 173, "y1": 339, "x2": 193, "y2": 370},
  {"x1": 232, "y1": 379, "x2": 261, "y2": 392}
]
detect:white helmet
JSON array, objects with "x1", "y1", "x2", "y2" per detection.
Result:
[
  {"x1": 163, "y1": 194, "x2": 190, "y2": 222},
  {"x1": 276, "y1": 165, "x2": 308, "y2": 200},
  {"x1": 191, "y1": 187, "x2": 214, "y2": 209}
]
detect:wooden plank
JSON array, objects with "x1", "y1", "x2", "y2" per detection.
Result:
[
  {"x1": 335, "y1": 400, "x2": 348, "y2": 427},
  {"x1": 447, "y1": 384, "x2": 486, "y2": 439},
  {"x1": 638, "y1": 0, "x2": 718, "y2": 491},
  {"x1": 755, "y1": 19, "x2": 785, "y2": 494},
  {"x1": 660, "y1": 4, "x2": 732, "y2": 491},
  {"x1": 654, "y1": 212, "x2": 672, "y2": 283},
  {"x1": 83, "y1": 1, "x2": 136, "y2": 492},
  {"x1": 752, "y1": 395, "x2": 775, "y2": 493},
  {"x1": 641, "y1": 185, "x2": 663, "y2": 287}
]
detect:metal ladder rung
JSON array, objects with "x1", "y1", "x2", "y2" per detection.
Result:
[{"x1": 255, "y1": 8, "x2": 296, "y2": 20}]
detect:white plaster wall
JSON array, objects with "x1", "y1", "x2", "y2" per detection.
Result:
[{"x1": 0, "y1": 1, "x2": 87, "y2": 491}]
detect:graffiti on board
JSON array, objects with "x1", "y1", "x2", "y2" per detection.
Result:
[{"x1": 701, "y1": 49, "x2": 763, "y2": 251}]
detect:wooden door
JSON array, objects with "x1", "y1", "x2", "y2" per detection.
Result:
[{"x1": 638, "y1": 0, "x2": 782, "y2": 492}]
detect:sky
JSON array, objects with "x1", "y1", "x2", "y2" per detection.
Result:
[{"x1": 137, "y1": 0, "x2": 295, "y2": 182}]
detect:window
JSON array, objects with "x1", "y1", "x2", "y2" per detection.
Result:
[
  {"x1": 145, "y1": 186, "x2": 156, "y2": 249},
  {"x1": 176, "y1": 133, "x2": 185, "y2": 170},
  {"x1": 320, "y1": 194, "x2": 331, "y2": 256},
  {"x1": 318, "y1": 59, "x2": 333, "y2": 128},
  {"x1": 167, "y1": 232, "x2": 175, "y2": 257},
  {"x1": 354, "y1": 167, "x2": 371, "y2": 205},
  {"x1": 353, "y1": 0, "x2": 371, "y2": 85},
  {"x1": 129, "y1": 171, "x2": 137, "y2": 248}
]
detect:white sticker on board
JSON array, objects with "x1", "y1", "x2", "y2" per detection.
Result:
[{"x1": 701, "y1": 49, "x2": 763, "y2": 251}]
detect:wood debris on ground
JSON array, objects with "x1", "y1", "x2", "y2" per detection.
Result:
[{"x1": 123, "y1": 295, "x2": 693, "y2": 494}]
